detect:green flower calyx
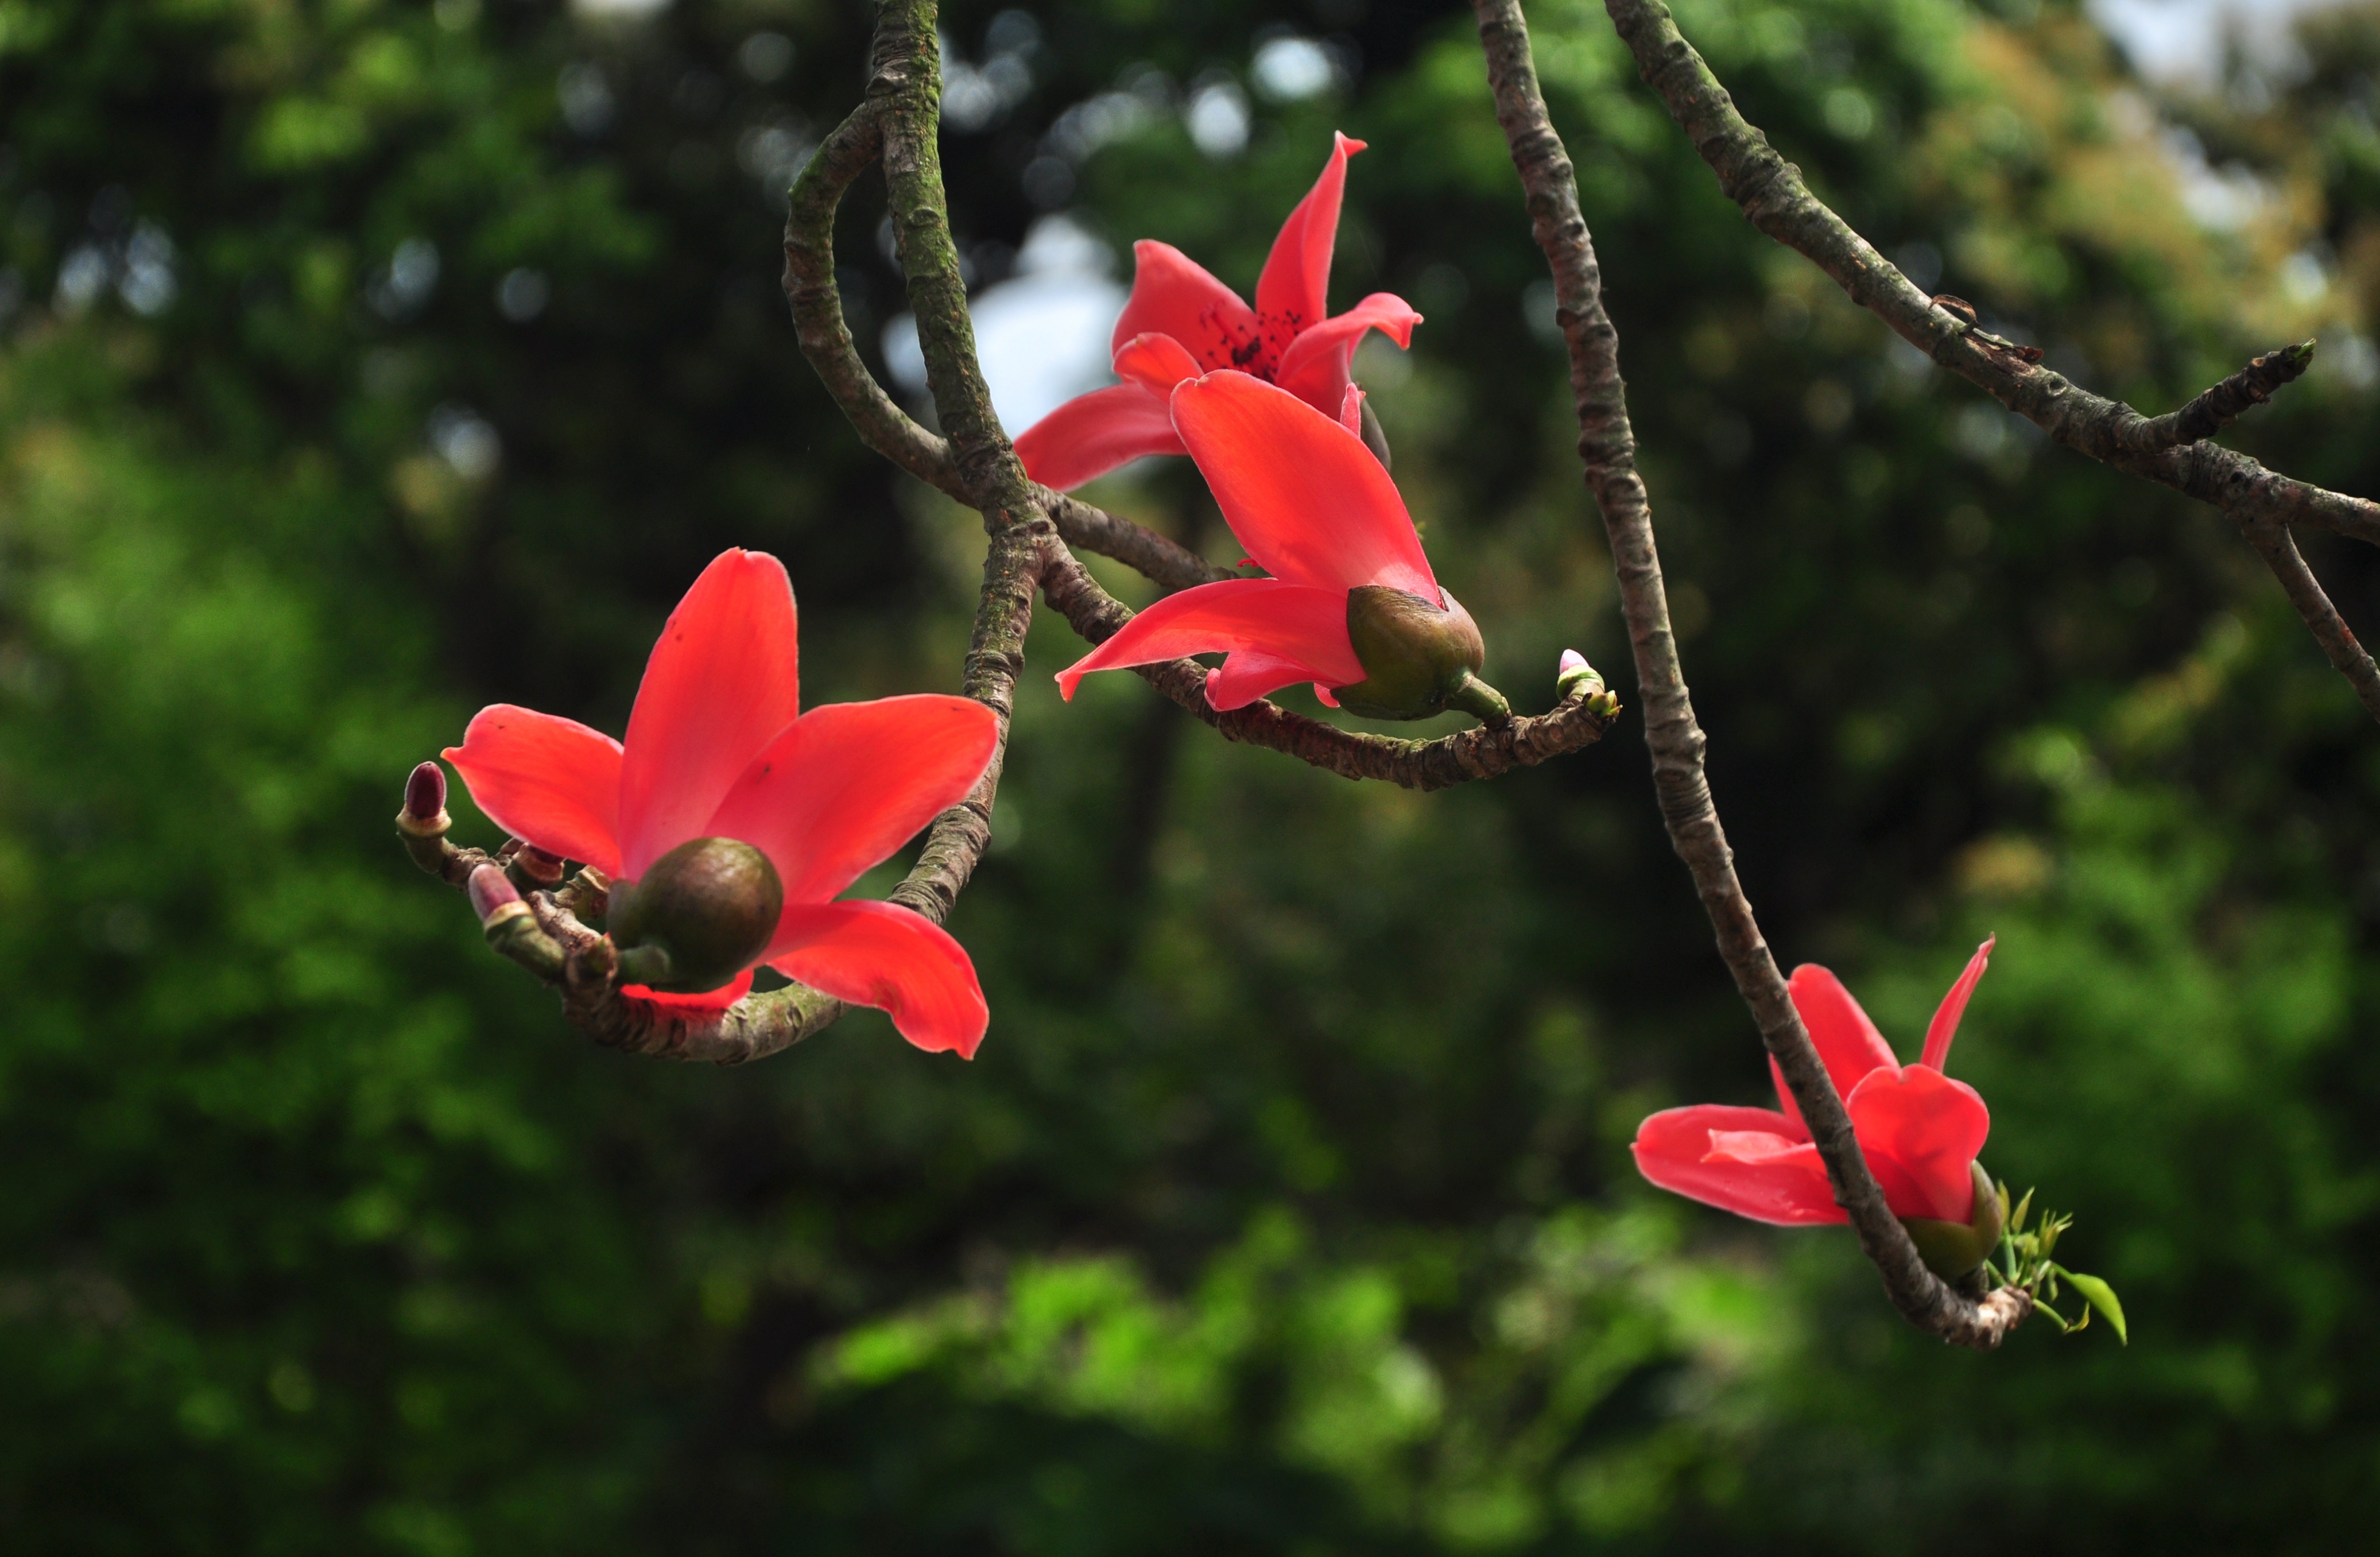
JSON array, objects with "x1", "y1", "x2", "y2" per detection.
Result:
[
  {"x1": 1334, "y1": 584, "x2": 1510, "y2": 723},
  {"x1": 606, "y1": 836, "x2": 784, "y2": 993},
  {"x1": 1897, "y1": 1160, "x2": 2007, "y2": 1289}
]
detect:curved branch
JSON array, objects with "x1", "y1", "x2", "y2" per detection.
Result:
[
  {"x1": 1037, "y1": 540, "x2": 1621, "y2": 791},
  {"x1": 397, "y1": 828, "x2": 846, "y2": 1065},
  {"x1": 404, "y1": 1, "x2": 1061, "y2": 1067},
  {"x1": 1603, "y1": 0, "x2": 2380, "y2": 724},
  {"x1": 781, "y1": 84, "x2": 1218, "y2": 592},
  {"x1": 1473, "y1": 0, "x2": 2025, "y2": 1347}
]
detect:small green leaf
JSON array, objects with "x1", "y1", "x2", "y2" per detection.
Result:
[
  {"x1": 2010, "y1": 1187, "x2": 2034, "y2": 1236},
  {"x1": 2059, "y1": 1270, "x2": 2127, "y2": 1345}
]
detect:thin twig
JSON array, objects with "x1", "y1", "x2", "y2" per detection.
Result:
[
  {"x1": 2238, "y1": 519, "x2": 2380, "y2": 723},
  {"x1": 1472, "y1": 0, "x2": 2026, "y2": 1348},
  {"x1": 1602, "y1": 0, "x2": 2380, "y2": 725},
  {"x1": 1037, "y1": 542, "x2": 1621, "y2": 789},
  {"x1": 399, "y1": 831, "x2": 846, "y2": 1064},
  {"x1": 2120, "y1": 341, "x2": 2317, "y2": 455}
]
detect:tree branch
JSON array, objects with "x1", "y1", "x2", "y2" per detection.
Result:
[
  {"x1": 782, "y1": 94, "x2": 1220, "y2": 592},
  {"x1": 1602, "y1": 0, "x2": 2380, "y2": 725},
  {"x1": 1037, "y1": 539, "x2": 1621, "y2": 790},
  {"x1": 1472, "y1": 0, "x2": 2026, "y2": 1348},
  {"x1": 405, "y1": 0, "x2": 1063, "y2": 1066}
]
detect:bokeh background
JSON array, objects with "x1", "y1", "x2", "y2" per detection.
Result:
[{"x1": 3, "y1": 0, "x2": 2377, "y2": 1548}]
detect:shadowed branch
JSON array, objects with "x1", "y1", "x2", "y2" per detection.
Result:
[
  {"x1": 1602, "y1": 0, "x2": 2380, "y2": 725},
  {"x1": 1471, "y1": 0, "x2": 2030, "y2": 1348}
]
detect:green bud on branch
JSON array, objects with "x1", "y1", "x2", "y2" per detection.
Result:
[{"x1": 1896, "y1": 1160, "x2": 2006, "y2": 1289}]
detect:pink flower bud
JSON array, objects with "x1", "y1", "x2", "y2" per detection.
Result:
[
  {"x1": 467, "y1": 864, "x2": 523, "y2": 925},
  {"x1": 1555, "y1": 649, "x2": 1602, "y2": 700},
  {"x1": 405, "y1": 761, "x2": 447, "y2": 822}
]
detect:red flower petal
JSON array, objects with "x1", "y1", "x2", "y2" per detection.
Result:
[
  {"x1": 1013, "y1": 382, "x2": 1185, "y2": 492},
  {"x1": 706, "y1": 695, "x2": 999, "y2": 905},
  {"x1": 1205, "y1": 648, "x2": 1344, "y2": 712},
  {"x1": 618, "y1": 550, "x2": 803, "y2": 879},
  {"x1": 1336, "y1": 384, "x2": 1365, "y2": 436},
  {"x1": 1254, "y1": 132, "x2": 1365, "y2": 367},
  {"x1": 1053, "y1": 578, "x2": 1362, "y2": 703},
  {"x1": 621, "y1": 970, "x2": 754, "y2": 1012},
  {"x1": 1169, "y1": 371, "x2": 1439, "y2": 597},
  {"x1": 1921, "y1": 935, "x2": 1997, "y2": 1072},
  {"x1": 1272, "y1": 292, "x2": 1424, "y2": 415},
  {"x1": 1633, "y1": 1104, "x2": 1845, "y2": 1226},
  {"x1": 1113, "y1": 331, "x2": 1205, "y2": 398},
  {"x1": 1844, "y1": 1065, "x2": 1991, "y2": 1223},
  {"x1": 443, "y1": 705, "x2": 625, "y2": 876},
  {"x1": 766, "y1": 900, "x2": 989, "y2": 1057},
  {"x1": 1110, "y1": 240, "x2": 1260, "y2": 371},
  {"x1": 1769, "y1": 962, "x2": 1902, "y2": 1130}
]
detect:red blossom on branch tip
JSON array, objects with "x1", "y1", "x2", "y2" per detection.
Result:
[
  {"x1": 1054, "y1": 369, "x2": 1504, "y2": 722},
  {"x1": 440, "y1": 549, "x2": 999, "y2": 1057},
  {"x1": 1634, "y1": 938, "x2": 1999, "y2": 1235},
  {"x1": 1013, "y1": 131, "x2": 1422, "y2": 492}
]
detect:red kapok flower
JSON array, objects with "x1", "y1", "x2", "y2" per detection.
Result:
[
  {"x1": 1013, "y1": 131, "x2": 1421, "y2": 492},
  {"x1": 1633, "y1": 938, "x2": 2004, "y2": 1277},
  {"x1": 442, "y1": 549, "x2": 999, "y2": 1057},
  {"x1": 1054, "y1": 366, "x2": 1505, "y2": 722}
]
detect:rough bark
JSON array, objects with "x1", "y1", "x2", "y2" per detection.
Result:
[
  {"x1": 1472, "y1": 0, "x2": 2028, "y2": 1347},
  {"x1": 1603, "y1": 0, "x2": 2380, "y2": 718}
]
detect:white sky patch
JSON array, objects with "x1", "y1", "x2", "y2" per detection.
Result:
[
  {"x1": 2089, "y1": 0, "x2": 2334, "y2": 86},
  {"x1": 571, "y1": 0, "x2": 673, "y2": 20},
  {"x1": 884, "y1": 215, "x2": 1128, "y2": 435}
]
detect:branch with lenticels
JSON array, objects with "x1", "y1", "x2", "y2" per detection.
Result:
[
  {"x1": 1600, "y1": 0, "x2": 2380, "y2": 726},
  {"x1": 402, "y1": 0, "x2": 1626, "y2": 1064},
  {"x1": 393, "y1": 0, "x2": 1052, "y2": 1067},
  {"x1": 1470, "y1": 0, "x2": 2031, "y2": 1348},
  {"x1": 779, "y1": 5, "x2": 1624, "y2": 788}
]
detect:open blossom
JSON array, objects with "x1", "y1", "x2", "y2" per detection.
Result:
[
  {"x1": 1013, "y1": 131, "x2": 1421, "y2": 492},
  {"x1": 443, "y1": 549, "x2": 998, "y2": 1056},
  {"x1": 1633, "y1": 939, "x2": 2002, "y2": 1272},
  {"x1": 1055, "y1": 365, "x2": 1503, "y2": 722}
]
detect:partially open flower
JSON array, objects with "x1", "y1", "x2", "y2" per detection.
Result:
[
  {"x1": 1014, "y1": 132, "x2": 1420, "y2": 491},
  {"x1": 1632, "y1": 938, "x2": 2003, "y2": 1283},
  {"x1": 1055, "y1": 370, "x2": 1507, "y2": 722},
  {"x1": 442, "y1": 550, "x2": 1001, "y2": 1056}
]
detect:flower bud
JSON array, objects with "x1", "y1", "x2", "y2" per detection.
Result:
[
  {"x1": 1897, "y1": 1160, "x2": 2007, "y2": 1288},
  {"x1": 1555, "y1": 649, "x2": 1598, "y2": 698},
  {"x1": 1332, "y1": 585, "x2": 1510, "y2": 723},
  {"x1": 404, "y1": 761, "x2": 447, "y2": 825},
  {"x1": 605, "y1": 836, "x2": 784, "y2": 994},
  {"x1": 467, "y1": 863, "x2": 527, "y2": 928},
  {"x1": 397, "y1": 764, "x2": 454, "y2": 874}
]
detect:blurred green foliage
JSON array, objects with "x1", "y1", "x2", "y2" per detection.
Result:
[{"x1": 3, "y1": 0, "x2": 2378, "y2": 1550}]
